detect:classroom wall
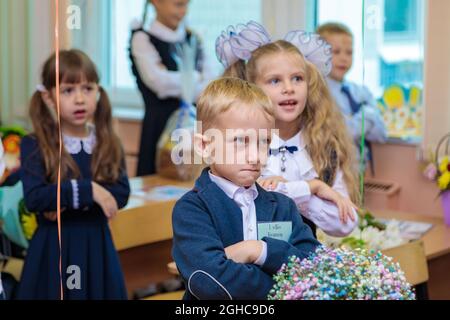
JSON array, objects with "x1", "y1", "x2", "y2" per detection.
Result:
[
  {"x1": 369, "y1": 142, "x2": 443, "y2": 218},
  {"x1": 422, "y1": 0, "x2": 450, "y2": 153},
  {"x1": 0, "y1": 0, "x2": 66, "y2": 126},
  {"x1": 113, "y1": 118, "x2": 141, "y2": 178},
  {"x1": 0, "y1": 0, "x2": 33, "y2": 124}
]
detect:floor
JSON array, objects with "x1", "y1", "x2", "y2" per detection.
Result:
[{"x1": 119, "y1": 239, "x2": 178, "y2": 299}]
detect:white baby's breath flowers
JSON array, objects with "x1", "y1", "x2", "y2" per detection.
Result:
[{"x1": 317, "y1": 220, "x2": 406, "y2": 251}]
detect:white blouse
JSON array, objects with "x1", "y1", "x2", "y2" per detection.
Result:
[
  {"x1": 261, "y1": 131, "x2": 358, "y2": 237},
  {"x1": 130, "y1": 20, "x2": 216, "y2": 101},
  {"x1": 208, "y1": 172, "x2": 267, "y2": 266}
]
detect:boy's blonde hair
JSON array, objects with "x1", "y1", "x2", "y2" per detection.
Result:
[
  {"x1": 197, "y1": 77, "x2": 274, "y2": 131},
  {"x1": 316, "y1": 22, "x2": 353, "y2": 39}
]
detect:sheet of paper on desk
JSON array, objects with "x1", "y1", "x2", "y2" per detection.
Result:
[
  {"x1": 132, "y1": 186, "x2": 191, "y2": 201},
  {"x1": 379, "y1": 219, "x2": 433, "y2": 240}
]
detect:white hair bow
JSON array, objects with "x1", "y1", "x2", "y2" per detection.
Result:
[{"x1": 216, "y1": 21, "x2": 332, "y2": 77}]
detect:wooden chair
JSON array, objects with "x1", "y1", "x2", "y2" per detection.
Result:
[
  {"x1": 144, "y1": 290, "x2": 184, "y2": 300},
  {"x1": 109, "y1": 176, "x2": 194, "y2": 300},
  {"x1": 167, "y1": 261, "x2": 179, "y2": 276},
  {"x1": 139, "y1": 262, "x2": 183, "y2": 300},
  {"x1": 382, "y1": 239, "x2": 429, "y2": 286},
  {"x1": 382, "y1": 239, "x2": 429, "y2": 299}
]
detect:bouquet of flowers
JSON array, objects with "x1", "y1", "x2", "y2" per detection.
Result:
[
  {"x1": 268, "y1": 246, "x2": 415, "y2": 300},
  {"x1": 156, "y1": 35, "x2": 204, "y2": 181},
  {"x1": 0, "y1": 125, "x2": 37, "y2": 248},
  {"x1": 435, "y1": 155, "x2": 450, "y2": 191},
  {"x1": 423, "y1": 132, "x2": 450, "y2": 225},
  {"x1": 423, "y1": 133, "x2": 450, "y2": 193},
  {"x1": 0, "y1": 126, "x2": 26, "y2": 184},
  {"x1": 317, "y1": 210, "x2": 407, "y2": 251}
]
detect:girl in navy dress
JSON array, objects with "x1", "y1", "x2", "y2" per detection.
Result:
[{"x1": 17, "y1": 49, "x2": 130, "y2": 300}]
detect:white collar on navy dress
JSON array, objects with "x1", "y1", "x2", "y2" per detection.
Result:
[
  {"x1": 63, "y1": 125, "x2": 96, "y2": 155},
  {"x1": 208, "y1": 171, "x2": 258, "y2": 202},
  {"x1": 148, "y1": 19, "x2": 187, "y2": 43}
]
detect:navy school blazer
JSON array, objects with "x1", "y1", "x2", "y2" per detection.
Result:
[{"x1": 172, "y1": 168, "x2": 320, "y2": 300}]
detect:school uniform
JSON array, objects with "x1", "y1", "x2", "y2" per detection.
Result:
[
  {"x1": 17, "y1": 127, "x2": 130, "y2": 300},
  {"x1": 261, "y1": 131, "x2": 358, "y2": 237},
  {"x1": 172, "y1": 167, "x2": 319, "y2": 300},
  {"x1": 130, "y1": 20, "x2": 215, "y2": 176},
  {"x1": 327, "y1": 78, "x2": 387, "y2": 143}
]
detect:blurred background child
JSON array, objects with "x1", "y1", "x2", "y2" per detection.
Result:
[
  {"x1": 317, "y1": 22, "x2": 387, "y2": 148},
  {"x1": 129, "y1": 0, "x2": 215, "y2": 176}
]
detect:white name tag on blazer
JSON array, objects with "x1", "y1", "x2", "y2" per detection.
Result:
[{"x1": 257, "y1": 222, "x2": 292, "y2": 242}]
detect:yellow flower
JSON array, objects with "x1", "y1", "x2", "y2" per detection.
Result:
[
  {"x1": 22, "y1": 214, "x2": 37, "y2": 240},
  {"x1": 438, "y1": 171, "x2": 450, "y2": 190},
  {"x1": 439, "y1": 156, "x2": 449, "y2": 174}
]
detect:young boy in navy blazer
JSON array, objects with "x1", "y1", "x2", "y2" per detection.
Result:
[{"x1": 172, "y1": 78, "x2": 320, "y2": 300}]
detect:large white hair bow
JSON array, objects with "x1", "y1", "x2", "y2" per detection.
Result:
[
  {"x1": 216, "y1": 21, "x2": 332, "y2": 77},
  {"x1": 215, "y1": 21, "x2": 271, "y2": 69}
]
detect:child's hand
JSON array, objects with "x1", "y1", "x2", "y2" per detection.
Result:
[
  {"x1": 224, "y1": 240, "x2": 263, "y2": 264},
  {"x1": 258, "y1": 176, "x2": 287, "y2": 191},
  {"x1": 43, "y1": 208, "x2": 66, "y2": 221},
  {"x1": 307, "y1": 179, "x2": 358, "y2": 224},
  {"x1": 44, "y1": 212, "x2": 57, "y2": 221},
  {"x1": 92, "y1": 182, "x2": 118, "y2": 219}
]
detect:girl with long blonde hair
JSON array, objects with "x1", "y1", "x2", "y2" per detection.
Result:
[{"x1": 217, "y1": 22, "x2": 359, "y2": 237}]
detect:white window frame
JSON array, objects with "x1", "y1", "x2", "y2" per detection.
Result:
[
  {"x1": 102, "y1": 0, "x2": 315, "y2": 115},
  {"x1": 383, "y1": 0, "x2": 424, "y2": 42}
]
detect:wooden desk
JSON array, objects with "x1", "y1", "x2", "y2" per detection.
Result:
[
  {"x1": 374, "y1": 210, "x2": 450, "y2": 260},
  {"x1": 374, "y1": 210, "x2": 450, "y2": 299},
  {"x1": 110, "y1": 175, "x2": 194, "y2": 251},
  {"x1": 112, "y1": 175, "x2": 194, "y2": 298}
]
